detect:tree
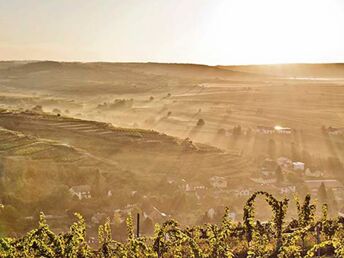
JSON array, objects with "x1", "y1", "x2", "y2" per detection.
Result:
[
  {"x1": 217, "y1": 128, "x2": 226, "y2": 135},
  {"x1": 233, "y1": 125, "x2": 242, "y2": 136},
  {"x1": 317, "y1": 182, "x2": 328, "y2": 204},
  {"x1": 196, "y1": 119, "x2": 205, "y2": 127}
]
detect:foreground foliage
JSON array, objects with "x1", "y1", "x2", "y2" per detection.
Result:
[{"x1": 1, "y1": 192, "x2": 344, "y2": 257}]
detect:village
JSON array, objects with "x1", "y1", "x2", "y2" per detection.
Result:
[{"x1": 62, "y1": 134, "x2": 344, "y2": 241}]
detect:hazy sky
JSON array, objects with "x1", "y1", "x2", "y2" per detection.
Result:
[{"x1": 1, "y1": 0, "x2": 343, "y2": 65}]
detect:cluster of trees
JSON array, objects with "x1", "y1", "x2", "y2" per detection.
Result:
[
  {"x1": 97, "y1": 99, "x2": 134, "y2": 110},
  {"x1": 1, "y1": 192, "x2": 344, "y2": 257},
  {"x1": 232, "y1": 125, "x2": 242, "y2": 137}
]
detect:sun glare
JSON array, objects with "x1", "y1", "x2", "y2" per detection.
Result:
[{"x1": 200, "y1": 0, "x2": 343, "y2": 64}]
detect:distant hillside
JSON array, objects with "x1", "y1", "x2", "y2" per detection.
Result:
[
  {"x1": 0, "y1": 61, "x2": 254, "y2": 79},
  {"x1": 218, "y1": 63, "x2": 344, "y2": 78},
  {"x1": 0, "y1": 110, "x2": 253, "y2": 181},
  {"x1": 0, "y1": 61, "x2": 258, "y2": 96}
]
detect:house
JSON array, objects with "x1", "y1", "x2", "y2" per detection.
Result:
[
  {"x1": 260, "y1": 158, "x2": 278, "y2": 176},
  {"x1": 210, "y1": 176, "x2": 227, "y2": 189},
  {"x1": 234, "y1": 189, "x2": 251, "y2": 198},
  {"x1": 256, "y1": 126, "x2": 275, "y2": 134},
  {"x1": 278, "y1": 185, "x2": 296, "y2": 195},
  {"x1": 69, "y1": 185, "x2": 91, "y2": 200},
  {"x1": 185, "y1": 182, "x2": 207, "y2": 192},
  {"x1": 293, "y1": 162, "x2": 305, "y2": 171},
  {"x1": 274, "y1": 126, "x2": 292, "y2": 134},
  {"x1": 304, "y1": 168, "x2": 323, "y2": 178},
  {"x1": 327, "y1": 127, "x2": 344, "y2": 135}
]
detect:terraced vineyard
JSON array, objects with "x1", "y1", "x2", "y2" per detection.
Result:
[{"x1": 0, "y1": 111, "x2": 252, "y2": 181}]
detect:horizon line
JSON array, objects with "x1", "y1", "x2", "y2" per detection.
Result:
[{"x1": 1, "y1": 59, "x2": 344, "y2": 67}]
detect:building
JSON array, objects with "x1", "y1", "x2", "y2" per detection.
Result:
[
  {"x1": 69, "y1": 185, "x2": 91, "y2": 200},
  {"x1": 210, "y1": 176, "x2": 227, "y2": 189},
  {"x1": 293, "y1": 162, "x2": 305, "y2": 171},
  {"x1": 256, "y1": 126, "x2": 275, "y2": 134},
  {"x1": 256, "y1": 125, "x2": 292, "y2": 135},
  {"x1": 185, "y1": 182, "x2": 206, "y2": 192},
  {"x1": 233, "y1": 188, "x2": 251, "y2": 198},
  {"x1": 260, "y1": 158, "x2": 278, "y2": 176},
  {"x1": 278, "y1": 185, "x2": 296, "y2": 195},
  {"x1": 274, "y1": 126, "x2": 292, "y2": 134},
  {"x1": 327, "y1": 127, "x2": 344, "y2": 135}
]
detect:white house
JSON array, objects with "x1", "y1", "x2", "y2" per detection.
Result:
[
  {"x1": 256, "y1": 126, "x2": 275, "y2": 134},
  {"x1": 69, "y1": 185, "x2": 91, "y2": 200},
  {"x1": 293, "y1": 162, "x2": 305, "y2": 171},
  {"x1": 274, "y1": 126, "x2": 292, "y2": 134},
  {"x1": 185, "y1": 182, "x2": 206, "y2": 192},
  {"x1": 279, "y1": 185, "x2": 296, "y2": 195},
  {"x1": 234, "y1": 189, "x2": 251, "y2": 197},
  {"x1": 210, "y1": 176, "x2": 227, "y2": 189}
]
